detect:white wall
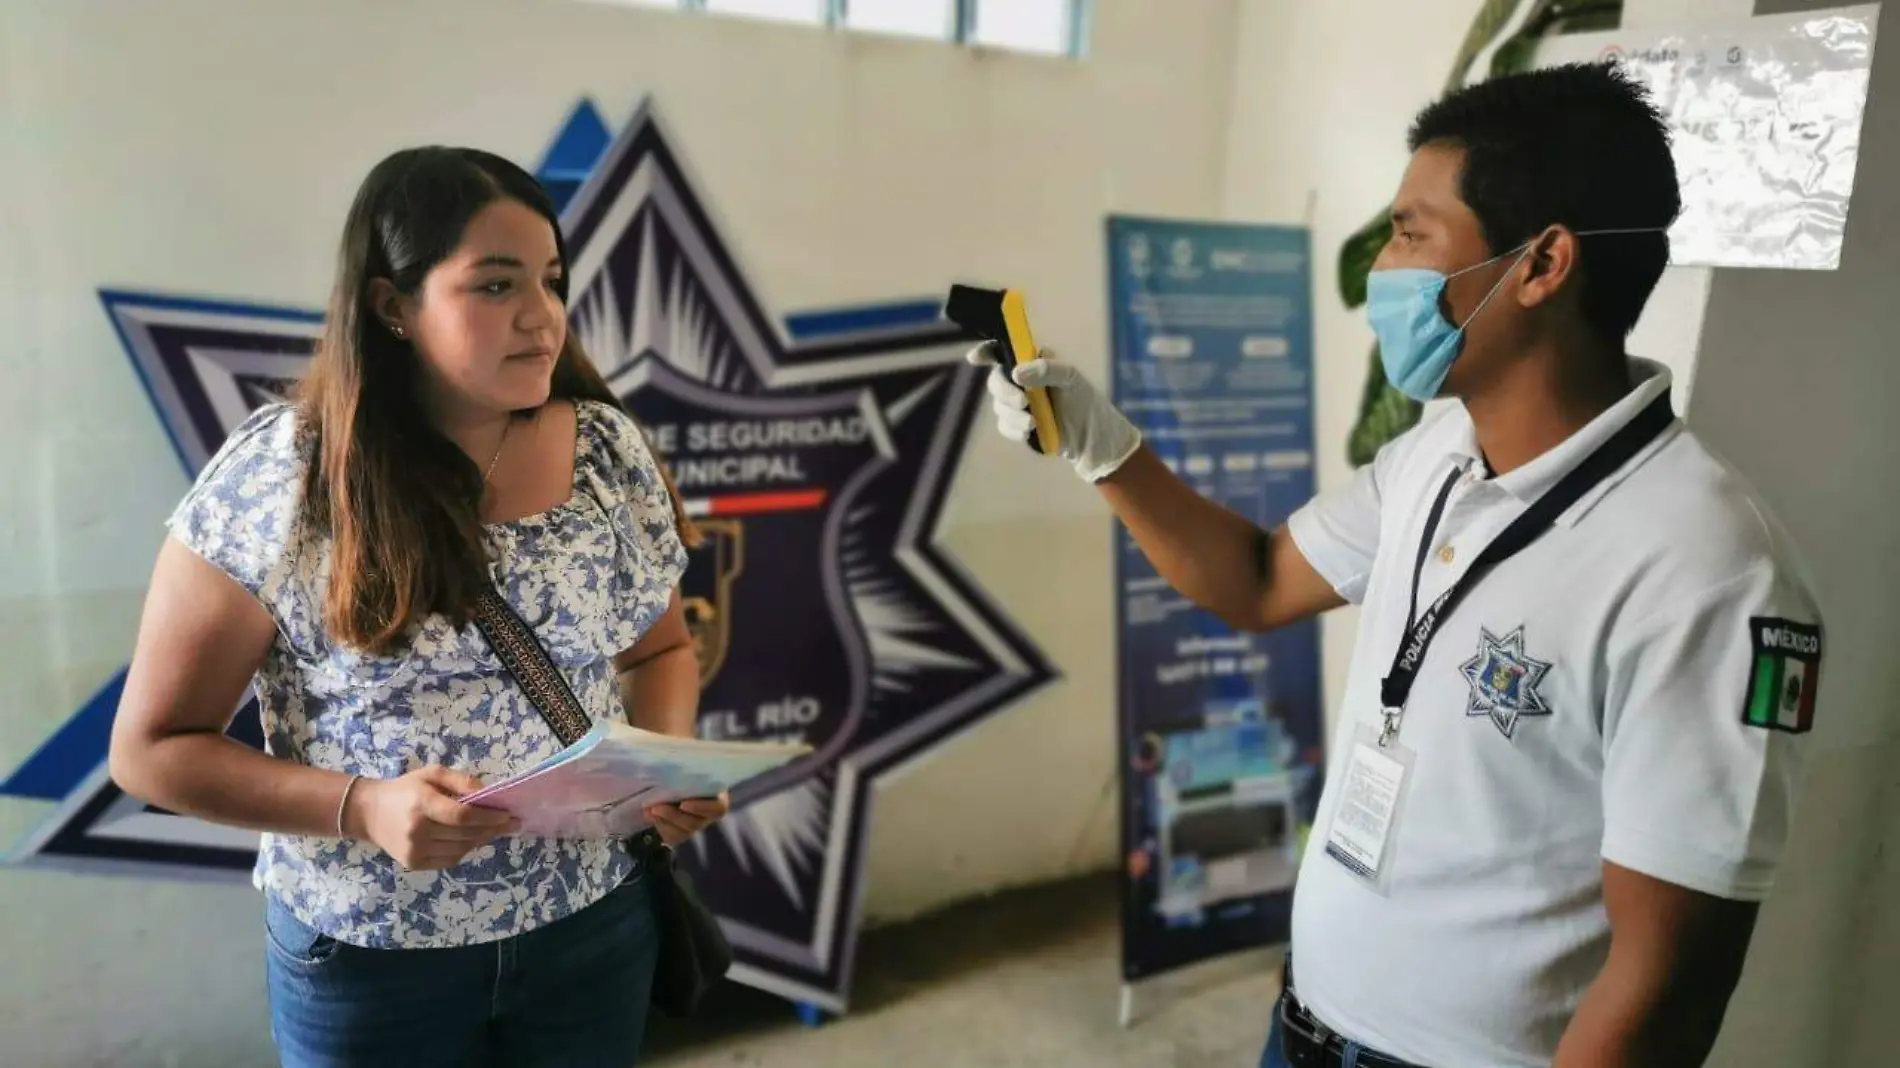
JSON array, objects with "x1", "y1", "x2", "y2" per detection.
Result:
[{"x1": 0, "y1": 0, "x2": 1240, "y2": 1061}]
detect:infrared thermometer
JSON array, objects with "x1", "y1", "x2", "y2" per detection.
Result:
[{"x1": 943, "y1": 284, "x2": 1062, "y2": 456}]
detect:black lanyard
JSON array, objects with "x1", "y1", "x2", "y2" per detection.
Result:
[{"x1": 1377, "y1": 391, "x2": 1676, "y2": 746}]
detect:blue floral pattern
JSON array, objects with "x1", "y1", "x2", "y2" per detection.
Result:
[{"x1": 165, "y1": 399, "x2": 688, "y2": 949}]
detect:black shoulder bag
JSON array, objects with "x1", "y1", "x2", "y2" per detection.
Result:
[{"x1": 472, "y1": 587, "x2": 734, "y2": 1018}]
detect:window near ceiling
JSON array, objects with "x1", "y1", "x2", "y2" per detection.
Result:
[
  {"x1": 704, "y1": 0, "x2": 825, "y2": 25},
  {"x1": 590, "y1": 0, "x2": 1088, "y2": 58},
  {"x1": 967, "y1": 0, "x2": 1074, "y2": 56},
  {"x1": 845, "y1": 0, "x2": 954, "y2": 40}
]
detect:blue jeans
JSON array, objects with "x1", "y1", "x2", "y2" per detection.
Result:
[
  {"x1": 264, "y1": 874, "x2": 659, "y2": 1067},
  {"x1": 1261, "y1": 1000, "x2": 1290, "y2": 1068}
]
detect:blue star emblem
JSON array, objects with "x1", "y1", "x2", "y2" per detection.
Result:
[
  {"x1": 1459, "y1": 625, "x2": 1553, "y2": 739},
  {"x1": 4, "y1": 98, "x2": 1055, "y2": 1012}
]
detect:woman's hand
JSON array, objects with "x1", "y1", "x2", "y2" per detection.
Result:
[
  {"x1": 346, "y1": 766, "x2": 520, "y2": 870},
  {"x1": 646, "y1": 792, "x2": 729, "y2": 847}
]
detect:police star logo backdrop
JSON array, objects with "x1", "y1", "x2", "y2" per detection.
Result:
[{"x1": 2, "y1": 99, "x2": 1056, "y2": 1012}]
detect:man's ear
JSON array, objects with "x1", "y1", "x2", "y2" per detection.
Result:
[
  {"x1": 1516, "y1": 226, "x2": 1579, "y2": 311},
  {"x1": 365, "y1": 278, "x2": 413, "y2": 339}
]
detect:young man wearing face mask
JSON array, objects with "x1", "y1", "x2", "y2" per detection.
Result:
[{"x1": 969, "y1": 63, "x2": 1823, "y2": 1068}]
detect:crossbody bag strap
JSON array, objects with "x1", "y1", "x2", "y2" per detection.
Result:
[{"x1": 471, "y1": 587, "x2": 594, "y2": 749}]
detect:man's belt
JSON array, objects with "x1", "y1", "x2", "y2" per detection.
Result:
[{"x1": 1278, "y1": 959, "x2": 1427, "y2": 1068}]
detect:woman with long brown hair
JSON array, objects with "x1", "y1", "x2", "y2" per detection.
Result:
[{"x1": 108, "y1": 145, "x2": 720, "y2": 1066}]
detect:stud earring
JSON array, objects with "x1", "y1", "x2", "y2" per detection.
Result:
[{"x1": 391, "y1": 324, "x2": 406, "y2": 339}]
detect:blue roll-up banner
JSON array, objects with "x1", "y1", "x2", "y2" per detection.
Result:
[{"x1": 1107, "y1": 216, "x2": 1326, "y2": 986}]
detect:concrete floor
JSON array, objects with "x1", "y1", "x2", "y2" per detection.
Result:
[{"x1": 643, "y1": 873, "x2": 1283, "y2": 1068}]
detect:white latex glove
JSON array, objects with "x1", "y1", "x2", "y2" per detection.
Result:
[{"x1": 964, "y1": 343, "x2": 1142, "y2": 484}]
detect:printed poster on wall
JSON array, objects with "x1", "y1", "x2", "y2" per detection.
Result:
[
  {"x1": 1107, "y1": 216, "x2": 1326, "y2": 983},
  {"x1": 2, "y1": 98, "x2": 1055, "y2": 1014},
  {"x1": 1535, "y1": 4, "x2": 1880, "y2": 270}
]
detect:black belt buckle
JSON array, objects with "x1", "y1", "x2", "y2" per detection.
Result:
[{"x1": 1277, "y1": 990, "x2": 1331, "y2": 1068}]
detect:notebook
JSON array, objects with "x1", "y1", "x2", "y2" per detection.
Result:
[{"x1": 459, "y1": 719, "x2": 812, "y2": 839}]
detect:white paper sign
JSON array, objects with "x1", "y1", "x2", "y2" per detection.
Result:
[{"x1": 1537, "y1": 5, "x2": 1880, "y2": 270}]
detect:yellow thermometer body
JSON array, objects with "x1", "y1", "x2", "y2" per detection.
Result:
[{"x1": 944, "y1": 284, "x2": 1063, "y2": 456}]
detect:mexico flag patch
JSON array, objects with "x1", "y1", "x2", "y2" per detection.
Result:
[{"x1": 1743, "y1": 617, "x2": 1822, "y2": 734}]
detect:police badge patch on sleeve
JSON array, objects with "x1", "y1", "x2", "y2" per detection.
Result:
[{"x1": 1743, "y1": 617, "x2": 1822, "y2": 734}]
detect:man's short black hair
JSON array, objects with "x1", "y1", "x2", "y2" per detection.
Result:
[{"x1": 1408, "y1": 62, "x2": 1681, "y2": 342}]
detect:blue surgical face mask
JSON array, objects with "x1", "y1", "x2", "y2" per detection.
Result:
[
  {"x1": 1367, "y1": 244, "x2": 1531, "y2": 403},
  {"x1": 1366, "y1": 227, "x2": 1667, "y2": 402}
]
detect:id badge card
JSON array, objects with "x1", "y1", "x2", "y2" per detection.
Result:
[{"x1": 1322, "y1": 724, "x2": 1417, "y2": 895}]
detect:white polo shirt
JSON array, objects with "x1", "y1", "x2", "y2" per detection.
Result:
[{"x1": 1284, "y1": 359, "x2": 1821, "y2": 1067}]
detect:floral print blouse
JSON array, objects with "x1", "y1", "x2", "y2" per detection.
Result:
[{"x1": 166, "y1": 399, "x2": 687, "y2": 949}]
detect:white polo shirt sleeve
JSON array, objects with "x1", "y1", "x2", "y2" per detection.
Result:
[
  {"x1": 1599, "y1": 560, "x2": 1822, "y2": 901},
  {"x1": 1286, "y1": 414, "x2": 1436, "y2": 604}
]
